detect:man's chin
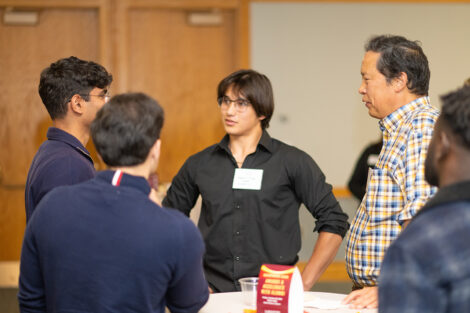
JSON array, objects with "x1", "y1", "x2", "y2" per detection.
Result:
[
  {"x1": 425, "y1": 173, "x2": 439, "y2": 188},
  {"x1": 368, "y1": 110, "x2": 381, "y2": 119}
]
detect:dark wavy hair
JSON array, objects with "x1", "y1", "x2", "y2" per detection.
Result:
[
  {"x1": 440, "y1": 86, "x2": 470, "y2": 149},
  {"x1": 365, "y1": 35, "x2": 430, "y2": 96},
  {"x1": 91, "y1": 93, "x2": 164, "y2": 167},
  {"x1": 38, "y1": 56, "x2": 112, "y2": 120},
  {"x1": 217, "y1": 69, "x2": 274, "y2": 129}
]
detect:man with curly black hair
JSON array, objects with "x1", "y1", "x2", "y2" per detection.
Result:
[
  {"x1": 379, "y1": 86, "x2": 470, "y2": 313},
  {"x1": 25, "y1": 56, "x2": 112, "y2": 222}
]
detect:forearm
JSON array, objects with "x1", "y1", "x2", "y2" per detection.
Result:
[{"x1": 301, "y1": 232, "x2": 343, "y2": 290}]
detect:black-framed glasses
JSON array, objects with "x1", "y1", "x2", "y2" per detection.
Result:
[{"x1": 217, "y1": 96, "x2": 250, "y2": 113}]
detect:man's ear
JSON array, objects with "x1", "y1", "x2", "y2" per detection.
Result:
[
  {"x1": 435, "y1": 131, "x2": 450, "y2": 162},
  {"x1": 69, "y1": 94, "x2": 85, "y2": 115},
  {"x1": 393, "y1": 72, "x2": 408, "y2": 93},
  {"x1": 151, "y1": 139, "x2": 162, "y2": 162}
]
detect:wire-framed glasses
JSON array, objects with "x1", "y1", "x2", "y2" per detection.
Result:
[{"x1": 217, "y1": 96, "x2": 250, "y2": 112}]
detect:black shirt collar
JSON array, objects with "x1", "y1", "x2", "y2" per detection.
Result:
[
  {"x1": 96, "y1": 170, "x2": 151, "y2": 195},
  {"x1": 216, "y1": 130, "x2": 274, "y2": 154},
  {"x1": 47, "y1": 127, "x2": 93, "y2": 162},
  {"x1": 417, "y1": 180, "x2": 470, "y2": 216}
]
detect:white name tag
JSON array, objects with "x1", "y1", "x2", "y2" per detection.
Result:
[{"x1": 232, "y1": 168, "x2": 263, "y2": 190}]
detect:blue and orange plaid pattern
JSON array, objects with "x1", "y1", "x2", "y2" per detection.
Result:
[{"x1": 345, "y1": 97, "x2": 439, "y2": 286}]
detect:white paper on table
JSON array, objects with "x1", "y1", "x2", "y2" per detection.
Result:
[{"x1": 304, "y1": 297, "x2": 349, "y2": 310}]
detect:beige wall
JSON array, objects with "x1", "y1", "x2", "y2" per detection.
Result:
[
  {"x1": 251, "y1": 1, "x2": 470, "y2": 264},
  {"x1": 251, "y1": 2, "x2": 470, "y2": 186}
]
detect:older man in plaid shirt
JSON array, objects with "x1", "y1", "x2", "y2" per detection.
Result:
[{"x1": 343, "y1": 35, "x2": 439, "y2": 309}]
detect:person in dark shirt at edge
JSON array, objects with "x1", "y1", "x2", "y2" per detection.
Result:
[
  {"x1": 347, "y1": 139, "x2": 382, "y2": 201},
  {"x1": 25, "y1": 56, "x2": 112, "y2": 222},
  {"x1": 163, "y1": 69, "x2": 350, "y2": 292},
  {"x1": 18, "y1": 93, "x2": 209, "y2": 313},
  {"x1": 379, "y1": 85, "x2": 470, "y2": 313}
]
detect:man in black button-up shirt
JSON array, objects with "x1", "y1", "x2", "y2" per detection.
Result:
[{"x1": 163, "y1": 69, "x2": 349, "y2": 292}]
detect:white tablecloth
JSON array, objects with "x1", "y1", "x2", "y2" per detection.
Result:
[{"x1": 199, "y1": 291, "x2": 377, "y2": 313}]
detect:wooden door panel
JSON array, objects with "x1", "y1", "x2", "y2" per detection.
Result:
[
  {"x1": 128, "y1": 8, "x2": 236, "y2": 182},
  {"x1": 0, "y1": 7, "x2": 99, "y2": 260}
]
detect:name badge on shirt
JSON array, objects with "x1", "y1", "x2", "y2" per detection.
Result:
[{"x1": 232, "y1": 168, "x2": 263, "y2": 190}]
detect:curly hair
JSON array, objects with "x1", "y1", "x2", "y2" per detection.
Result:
[
  {"x1": 38, "y1": 56, "x2": 112, "y2": 120},
  {"x1": 464, "y1": 77, "x2": 470, "y2": 87},
  {"x1": 440, "y1": 86, "x2": 470, "y2": 148}
]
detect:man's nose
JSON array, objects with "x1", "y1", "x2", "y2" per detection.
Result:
[
  {"x1": 358, "y1": 81, "x2": 366, "y2": 94},
  {"x1": 226, "y1": 102, "x2": 237, "y2": 114}
]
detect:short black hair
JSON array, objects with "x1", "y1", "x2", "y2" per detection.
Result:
[
  {"x1": 464, "y1": 77, "x2": 470, "y2": 87},
  {"x1": 439, "y1": 86, "x2": 470, "y2": 149},
  {"x1": 91, "y1": 93, "x2": 164, "y2": 167},
  {"x1": 365, "y1": 35, "x2": 430, "y2": 96},
  {"x1": 217, "y1": 69, "x2": 274, "y2": 129},
  {"x1": 38, "y1": 56, "x2": 113, "y2": 120}
]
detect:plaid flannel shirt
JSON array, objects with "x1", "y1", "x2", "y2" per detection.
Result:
[{"x1": 345, "y1": 96, "x2": 439, "y2": 286}]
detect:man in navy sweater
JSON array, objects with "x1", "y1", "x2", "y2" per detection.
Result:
[
  {"x1": 18, "y1": 93, "x2": 209, "y2": 313},
  {"x1": 25, "y1": 56, "x2": 113, "y2": 222}
]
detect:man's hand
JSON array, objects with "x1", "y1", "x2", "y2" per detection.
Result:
[{"x1": 341, "y1": 286, "x2": 378, "y2": 309}]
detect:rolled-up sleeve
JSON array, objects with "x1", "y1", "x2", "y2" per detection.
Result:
[{"x1": 291, "y1": 151, "x2": 349, "y2": 237}]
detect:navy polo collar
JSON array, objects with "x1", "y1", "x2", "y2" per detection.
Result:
[
  {"x1": 47, "y1": 127, "x2": 93, "y2": 163},
  {"x1": 96, "y1": 170, "x2": 151, "y2": 195}
]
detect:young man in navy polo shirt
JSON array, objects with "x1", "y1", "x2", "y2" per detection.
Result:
[{"x1": 25, "y1": 56, "x2": 112, "y2": 222}]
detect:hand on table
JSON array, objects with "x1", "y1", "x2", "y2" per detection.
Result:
[{"x1": 341, "y1": 286, "x2": 378, "y2": 309}]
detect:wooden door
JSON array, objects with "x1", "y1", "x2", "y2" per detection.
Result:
[
  {"x1": 0, "y1": 7, "x2": 100, "y2": 260},
  {"x1": 124, "y1": 7, "x2": 237, "y2": 182}
]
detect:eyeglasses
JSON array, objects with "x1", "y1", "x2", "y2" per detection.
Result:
[
  {"x1": 217, "y1": 96, "x2": 250, "y2": 113},
  {"x1": 79, "y1": 93, "x2": 111, "y2": 102}
]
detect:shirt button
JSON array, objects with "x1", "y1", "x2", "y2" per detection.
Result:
[
  {"x1": 235, "y1": 231, "x2": 240, "y2": 235},
  {"x1": 235, "y1": 256, "x2": 240, "y2": 261},
  {"x1": 236, "y1": 204, "x2": 240, "y2": 209}
]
